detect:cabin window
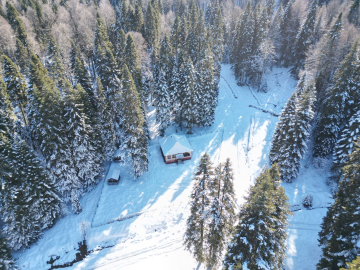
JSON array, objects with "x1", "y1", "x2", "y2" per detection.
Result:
[
  {"x1": 172, "y1": 155, "x2": 176, "y2": 158},
  {"x1": 167, "y1": 155, "x2": 171, "y2": 159},
  {"x1": 184, "y1": 152, "x2": 190, "y2": 157}
]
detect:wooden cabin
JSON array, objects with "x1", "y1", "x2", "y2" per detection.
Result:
[
  {"x1": 159, "y1": 134, "x2": 194, "y2": 164},
  {"x1": 106, "y1": 162, "x2": 121, "y2": 185}
]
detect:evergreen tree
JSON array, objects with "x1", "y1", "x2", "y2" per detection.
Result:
[
  {"x1": 119, "y1": 65, "x2": 148, "y2": 178},
  {"x1": 231, "y1": 2, "x2": 253, "y2": 85},
  {"x1": 0, "y1": 140, "x2": 61, "y2": 250},
  {"x1": 45, "y1": 37, "x2": 67, "y2": 92},
  {"x1": 155, "y1": 71, "x2": 170, "y2": 136},
  {"x1": 198, "y1": 47, "x2": 216, "y2": 127},
  {"x1": 314, "y1": 12, "x2": 343, "y2": 103},
  {"x1": 112, "y1": 27, "x2": 126, "y2": 68},
  {"x1": 279, "y1": 1, "x2": 299, "y2": 67},
  {"x1": 269, "y1": 85, "x2": 299, "y2": 164},
  {"x1": 205, "y1": 158, "x2": 236, "y2": 268},
  {"x1": 0, "y1": 235, "x2": 17, "y2": 270},
  {"x1": 124, "y1": 34, "x2": 143, "y2": 96},
  {"x1": 348, "y1": 0, "x2": 360, "y2": 25},
  {"x1": 314, "y1": 40, "x2": 358, "y2": 158},
  {"x1": 134, "y1": 0, "x2": 144, "y2": 33},
  {"x1": 145, "y1": 2, "x2": 160, "y2": 48},
  {"x1": 184, "y1": 153, "x2": 214, "y2": 263},
  {"x1": 95, "y1": 77, "x2": 116, "y2": 160},
  {"x1": 223, "y1": 164, "x2": 291, "y2": 270},
  {"x1": 182, "y1": 58, "x2": 198, "y2": 133},
  {"x1": 291, "y1": 0, "x2": 318, "y2": 76},
  {"x1": 14, "y1": 38, "x2": 29, "y2": 75},
  {"x1": 6, "y1": 2, "x2": 28, "y2": 46},
  {"x1": 317, "y1": 141, "x2": 360, "y2": 269},
  {"x1": 332, "y1": 110, "x2": 360, "y2": 178},
  {"x1": 277, "y1": 81, "x2": 316, "y2": 182},
  {"x1": 3, "y1": 55, "x2": 28, "y2": 125}
]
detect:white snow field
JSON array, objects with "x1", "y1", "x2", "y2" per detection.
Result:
[{"x1": 14, "y1": 65, "x2": 333, "y2": 270}]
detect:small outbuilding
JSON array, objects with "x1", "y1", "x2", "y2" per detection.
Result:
[
  {"x1": 106, "y1": 162, "x2": 121, "y2": 185},
  {"x1": 159, "y1": 134, "x2": 194, "y2": 164}
]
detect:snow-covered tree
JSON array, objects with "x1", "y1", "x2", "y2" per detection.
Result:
[
  {"x1": 332, "y1": 110, "x2": 360, "y2": 178},
  {"x1": 119, "y1": 65, "x2": 148, "y2": 178},
  {"x1": 184, "y1": 152, "x2": 214, "y2": 263},
  {"x1": 223, "y1": 164, "x2": 291, "y2": 270},
  {"x1": 277, "y1": 81, "x2": 316, "y2": 182},
  {"x1": 0, "y1": 235, "x2": 17, "y2": 270},
  {"x1": 155, "y1": 71, "x2": 170, "y2": 136},
  {"x1": 314, "y1": 40, "x2": 359, "y2": 158},
  {"x1": 318, "y1": 140, "x2": 360, "y2": 269},
  {"x1": 3, "y1": 55, "x2": 27, "y2": 125},
  {"x1": 182, "y1": 58, "x2": 198, "y2": 133},
  {"x1": 291, "y1": 0, "x2": 318, "y2": 76},
  {"x1": 341, "y1": 257, "x2": 360, "y2": 270},
  {"x1": 205, "y1": 158, "x2": 236, "y2": 268},
  {"x1": 0, "y1": 140, "x2": 61, "y2": 250}
]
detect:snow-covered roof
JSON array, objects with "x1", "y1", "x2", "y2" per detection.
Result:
[
  {"x1": 106, "y1": 162, "x2": 121, "y2": 181},
  {"x1": 159, "y1": 134, "x2": 193, "y2": 156}
]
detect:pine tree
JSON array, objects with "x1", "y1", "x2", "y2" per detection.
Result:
[
  {"x1": 277, "y1": 81, "x2": 316, "y2": 182},
  {"x1": 314, "y1": 12, "x2": 343, "y2": 103},
  {"x1": 291, "y1": 1, "x2": 318, "y2": 76},
  {"x1": 0, "y1": 140, "x2": 61, "y2": 250},
  {"x1": 198, "y1": 47, "x2": 216, "y2": 127},
  {"x1": 182, "y1": 58, "x2": 198, "y2": 133},
  {"x1": 134, "y1": 0, "x2": 144, "y2": 33},
  {"x1": 6, "y1": 2, "x2": 28, "y2": 46},
  {"x1": 46, "y1": 37, "x2": 67, "y2": 92},
  {"x1": 184, "y1": 153, "x2": 214, "y2": 263},
  {"x1": 231, "y1": 2, "x2": 253, "y2": 85},
  {"x1": 119, "y1": 65, "x2": 148, "y2": 178},
  {"x1": 3, "y1": 55, "x2": 28, "y2": 125},
  {"x1": 155, "y1": 71, "x2": 170, "y2": 136},
  {"x1": 14, "y1": 38, "x2": 29, "y2": 75},
  {"x1": 269, "y1": 85, "x2": 299, "y2": 164},
  {"x1": 124, "y1": 34, "x2": 143, "y2": 96},
  {"x1": 205, "y1": 158, "x2": 236, "y2": 268},
  {"x1": 223, "y1": 164, "x2": 292, "y2": 270},
  {"x1": 112, "y1": 25, "x2": 126, "y2": 68},
  {"x1": 317, "y1": 141, "x2": 360, "y2": 269},
  {"x1": 144, "y1": 2, "x2": 160, "y2": 48},
  {"x1": 0, "y1": 235, "x2": 18, "y2": 270},
  {"x1": 332, "y1": 110, "x2": 360, "y2": 178},
  {"x1": 313, "y1": 40, "x2": 358, "y2": 158},
  {"x1": 348, "y1": 0, "x2": 360, "y2": 25},
  {"x1": 278, "y1": 1, "x2": 299, "y2": 67},
  {"x1": 95, "y1": 77, "x2": 116, "y2": 160}
]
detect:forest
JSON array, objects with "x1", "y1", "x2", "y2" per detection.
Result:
[{"x1": 0, "y1": 0, "x2": 360, "y2": 268}]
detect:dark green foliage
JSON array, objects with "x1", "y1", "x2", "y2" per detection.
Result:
[
  {"x1": 6, "y1": 2, "x2": 28, "y2": 46},
  {"x1": 291, "y1": 1, "x2": 318, "y2": 76},
  {"x1": 14, "y1": 39, "x2": 29, "y2": 75},
  {"x1": 119, "y1": 65, "x2": 148, "y2": 178},
  {"x1": 317, "y1": 140, "x2": 360, "y2": 269},
  {"x1": 46, "y1": 37, "x2": 66, "y2": 91},
  {"x1": 0, "y1": 234, "x2": 17, "y2": 270},
  {"x1": 3, "y1": 55, "x2": 28, "y2": 125},
  {"x1": 134, "y1": 0, "x2": 144, "y2": 33},
  {"x1": 314, "y1": 40, "x2": 358, "y2": 158},
  {"x1": 348, "y1": 0, "x2": 360, "y2": 25},
  {"x1": 145, "y1": 2, "x2": 160, "y2": 48},
  {"x1": 223, "y1": 164, "x2": 292, "y2": 270},
  {"x1": 205, "y1": 158, "x2": 236, "y2": 268},
  {"x1": 0, "y1": 140, "x2": 61, "y2": 250},
  {"x1": 184, "y1": 153, "x2": 214, "y2": 263}
]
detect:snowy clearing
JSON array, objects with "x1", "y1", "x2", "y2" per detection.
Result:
[{"x1": 14, "y1": 65, "x2": 332, "y2": 270}]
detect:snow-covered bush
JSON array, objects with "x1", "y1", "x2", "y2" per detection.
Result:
[{"x1": 302, "y1": 194, "x2": 313, "y2": 208}]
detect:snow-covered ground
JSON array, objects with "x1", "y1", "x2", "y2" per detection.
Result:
[{"x1": 14, "y1": 65, "x2": 333, "y2": 270}]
